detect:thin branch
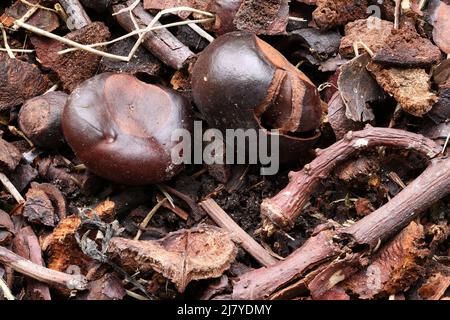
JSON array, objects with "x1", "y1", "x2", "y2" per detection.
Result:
[
  {"x1": 1, "y1": 26, "x2": 15, "y2": 59},
  {"x1": 200, "y1": 199, "x2": 278, "y2": 267},
  {"x1": 394, "y1": 0, "x2": 401, "y2": 29},
  {"x1": 0, "y1": 246, "x2": 88, "y2": 290},
  {"x1": 58, "y1": 17, "x2": 214, "y2": 54},
  {"x1": 261, "y1": 125, "x2": 442, "y2": 230},
  {"x1": 134, "y1": 198, "x2": 168, "y2": 240},
  {"x1": 0, "y1": 276, "x2": 14, "y2": 300},
  {"x1": 0, "y1": 172, "x2": 25, "y2": 204}
]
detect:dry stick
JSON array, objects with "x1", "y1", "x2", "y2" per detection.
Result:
[
  {"x1": 233, "y1": 154, "x2": 450, "y2": 300},
  {"x1": 0, "y1": 172, "x2": 25, "y2": 204},
  {"x1": 1, "y1": 26, "x2": 15, "y2": 59},
  {"x1": 0, "y1": 246, "x2": 88, "y2": 291},
  {"x1": 58, "y1": 0, "x2": 91, "y2": 30},
  {"x1": 0, "y1": 276, "x2": 14, "y2": 300},
  {"x1": 261, "y1": 126, "x2": 442, "y2": 231},
  {"x1": 134, "y1": 198, "x2": 168, "y2": 240},
  {"x1": 200, "y1": 199, "x2": 278, "y2": 267},
  {"x1": 0, "y1": 48, "x2": 34, "y2": 53},
  {"x1": 394, "y1": 0, "x2": 401, "y2": 29},
  {"x1": 113, "y1": 3, "x2": 197, "y2": 69},
  {"x1": 58, "y1": 18, "x2": 214, "y2": 54}
]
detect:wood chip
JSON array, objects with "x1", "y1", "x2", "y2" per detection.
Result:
[{"x1": 367, "y1": 62, "x2": 438, "y2": 117}]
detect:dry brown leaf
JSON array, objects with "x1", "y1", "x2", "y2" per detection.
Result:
[
  {"x1": 338, "y1": 54, "x2": 386, "y2": 122},
  {"x1": 108, "y1": 224, "x2": 237, "y2": 292}
]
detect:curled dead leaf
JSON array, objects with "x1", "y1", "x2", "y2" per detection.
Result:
[{"x1": 108, "y1": 224, "x2": 237, "y2": 292}]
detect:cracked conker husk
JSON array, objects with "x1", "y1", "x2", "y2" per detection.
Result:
[
  {"x1": 62, "y1": 73, "x2": 193, "y2": 185},
  {"x1": 191, "y1": 31, "x2": 323, "y2": 164}
]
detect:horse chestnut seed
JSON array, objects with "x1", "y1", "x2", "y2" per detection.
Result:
[
  {"x1": 192, "y1": 32, "x2": 323, "y2": 163},
  {"x1": 62, "y1": 73, "x2": 193, "y2": 185}
]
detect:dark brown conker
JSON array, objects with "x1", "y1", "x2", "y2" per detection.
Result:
[
  {"x1": 191, "y1": 31, "x2": 323, "y2": 164},
  {"x1": 18, "y1": 91, "x2": 68, "y2": 149},
  {"x1": 62, "y1": 73, "x2": 193, "y2": 185}
]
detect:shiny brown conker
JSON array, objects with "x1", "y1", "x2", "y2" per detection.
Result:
[
  {"x1": 62, "y1": 73, "x2": 193, "y2": 185},
  {"x1": 191, "y1": 31, "x2": 323, "y2": 164}
]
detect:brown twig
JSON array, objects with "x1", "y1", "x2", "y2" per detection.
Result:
[
  {"x1": 113, "y1": 1, "x2": 195, "y2": 70},
  {"x1": 0, "y1": 246, "x2": 88, "y2": 291},
  {"x1": 200, "y1": 199, "x2": 278, "y2": 267},
  {"x1": 58, "y1": 0, "x2": 91, "y2": 30},
  {"x1": 261, "y1": 126, "x2": 442, "y2": 231},
  {"x1": 233, "y1": 155, "x2": 450, "y2": 299},
  {"x1": 394, "y1": 0, "x2": 401, "y2": 29},
  {"x1": 0, "y1": 172, "x2": 25, "y2": 204}
]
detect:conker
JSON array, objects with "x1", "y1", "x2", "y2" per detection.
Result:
[
  {"x1": 18, "y1": 91, "x2": 68, "y2": 149},
  {"x1": 192, "y1": 31, "x2": 323, "y2": 163},
  {"x1": 62, "y1": 73, "x2": 193, "y2": 185}
]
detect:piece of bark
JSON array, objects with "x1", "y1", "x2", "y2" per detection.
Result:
[
  {"x1": 313, "y1": 0, "x2": 370, "y2": 31},
  {"x1": 18, "y1": 91, "x2": 68, "y2": 149},
  {"x1": 113, "y1": 1, "x2": 194, "y2": 70},
  {"x1": 0, "y1": 138, "x2": 22, "y2": 172},
  {"x1": 372, "y1": 27, "x2": 442, "y2": 67},
  {"x1": 82, "y1": 273, "x2": 125, "y2": 300},
  {"x1": 12, "y1": 227, "x2": 51, "y2": 300},
  {"x1": 427, "y1": 0, "x2": 450, "y2": 54},
  {"x1": 143, "y1": 0, "x2": 209, "y2": 19},
  {"x1": 289, "y1": 28, "x2": 341, "y2": 60},
  {"x1": 31, "y1": 22, "x2": 111, "y2": 92},
  {"x1": 341, "y1": 222, "x2": 428, "y2": 299},
  {"x1": 100, "y1": 38, "x2": 162, "y2": 77},
  {"x1": 23, "y1": 182, "x2": 67, "y2": 227},
  {"x1": 418, "y1": 272, "x2": 450, "y2": 300},
  {"x1": 335, "y1": 156, "x2": 380, "y2": 183},
  {"x1": 339, "y1": 17, "x2": 394, "y2": 58},
  {"x1": 0, "y1": 0, "x2": 60, "y2": 32},
  {"x1": 233, "y1": 0, "x2": 289, "y2": 35},
  {"x1": 9, "y1": 163, "x2": 38, "y2": 193},
  {"x1": 428, "y1": 86, "x2": 450, "y2": 123},
  {"x1": 58, "y1": 0, "x2": 92, "y2": 30},
  {"x1": 367, "y1": 63, "x2": 438, "y2": 117},
  {"x1": 261, "y1": 126, "x2": 441, "y2": 230},
  {"x1": 0, "y1": 53, "x2": 50, "y2": 111},
  {"x1": 338, "y1": 54, "x2": 386, "y2": 122},
  {"x1": 327, "y1": 92, "x2": 364, "y2": 140},
  {"x1": 108, "y1": 224, "x2": 237, "y2": 292}
]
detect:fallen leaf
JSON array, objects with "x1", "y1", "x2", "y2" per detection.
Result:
[
  {"x1": 338, "y1": 54, "x2": 386, "y2": 122},
  {"x1": 108, "y1": 224, "x2": 237, "y2": 292}
]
